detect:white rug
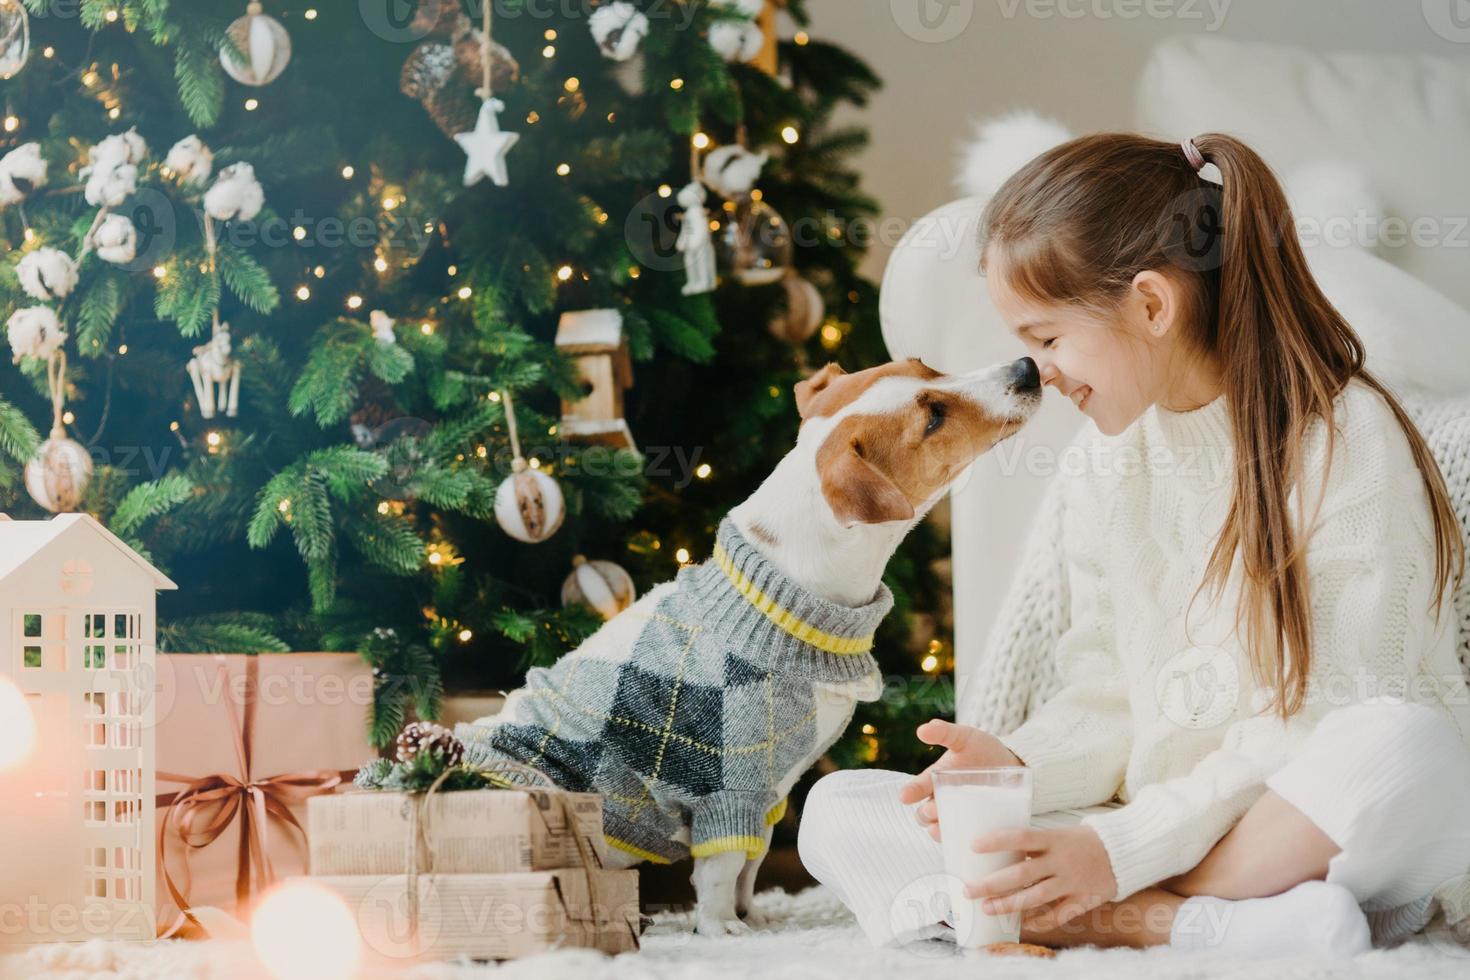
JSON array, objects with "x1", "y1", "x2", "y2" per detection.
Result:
[{"x1": 7, "y1": 886, "x2": 1470, "y2": 979}]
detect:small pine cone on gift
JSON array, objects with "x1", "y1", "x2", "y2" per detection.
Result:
[{"x1": 395, "y1": 721, "x2": 466, "y2": 766}]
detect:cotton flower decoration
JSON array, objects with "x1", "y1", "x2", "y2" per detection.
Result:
[
  {"x1": 204, "y1": 162, "x2": 265, "y2": 222},
  {"x1": 17, "y1": 249, "x2": 80, "y2": 302},
  {"x1": 6, "y1": 307, "x2": 67, "y2": 364},
  {"x1": 589, "y1": 2, "x2": 649, "y2": 61},
  {"x1": 87, "y1": 128, "x2": 149, "y2": 173},
  {"x1": 708, "y1": 21, "x2": 764, "y2": 62},
  {"x1": 84, "y1": 162, "x2": 138, "y2": 208},
  {"x1": 91, "y1": 213, "x2": 139, "y2": 265},
  {"x1": 165, "y1": 135, "x2": 214, "y2": 188},
  {"x1": 0, "y1": 143, "x2": 48, "y2": 207}
]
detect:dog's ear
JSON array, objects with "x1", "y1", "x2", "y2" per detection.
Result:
[
  {"x1": 817, "y1": 436, "x2": 915, "y2": 527},
  {"x1": 794, "y1": 363, "x2": 846, "y2": 419}
]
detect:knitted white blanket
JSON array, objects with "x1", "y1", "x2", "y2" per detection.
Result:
[{"x1": 8, "y1": 886, "x2": 1470, "y2": 979}]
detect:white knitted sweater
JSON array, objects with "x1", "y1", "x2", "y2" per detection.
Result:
[{"x1": 966, "y1": 378, "x2": 1470, "y2": 903}]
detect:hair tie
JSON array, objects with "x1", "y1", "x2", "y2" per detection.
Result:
[{"x1": 1181, "y1": 138, "x2": 1207, "y2": 173}]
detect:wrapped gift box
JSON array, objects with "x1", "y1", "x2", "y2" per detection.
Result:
[
  {"x1": 307, "y1": 787, "x2": 606, "y2": 875},
  {"x1": 153, "y1": 653, "x2": 376, "y2": 928},
  {"x1": 312, "y1": 868, "x2": 640, "y2": 959}
]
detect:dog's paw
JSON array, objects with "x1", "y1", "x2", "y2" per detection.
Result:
[
  {"x1": 738, "y1": 905, "x2": 770, "y2": 928},
  {"x1": 695, "y1": 914, "x2": 753, "y2": 937}
]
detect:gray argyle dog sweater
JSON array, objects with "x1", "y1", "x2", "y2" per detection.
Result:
[{"x1": 456, "y1": 518, "x2": 891, "y2": 864}]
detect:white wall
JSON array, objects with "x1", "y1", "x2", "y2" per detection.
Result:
[{"x1": 807, "y1": 0, "x2": 1469, "y2": 283}]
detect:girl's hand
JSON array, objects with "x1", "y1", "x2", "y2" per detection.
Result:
[
  {"x1": 896, "y1": 719, "x2": 1022, "y2": 840},
  {"x1": 964, "y1": 825, "x2": 1118, "y2": 930}
]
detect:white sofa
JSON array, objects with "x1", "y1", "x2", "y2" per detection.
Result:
[{"x1": 877, "y1": 36, "x2": 1470, "y2": 720}]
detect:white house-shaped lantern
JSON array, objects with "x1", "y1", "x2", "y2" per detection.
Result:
[{"x1": 0, "y1": 513, "x2": 176, "y2": 944}]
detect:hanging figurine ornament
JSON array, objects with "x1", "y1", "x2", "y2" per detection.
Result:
[
  {"x1": 492, "y1": 390, "x2": 564, "y2": 544},
  {"x1": 0, "y1": 0, "x2": 29, "y2": 81},
  {"x1": 24, "y1": 349, "x2": 93, "y2": 513},
  {"x1": 220, "y1": 2, "x2": 292, "y2": 87},
  {"x1": 185, "y1": 216, "x2": 243, "y2": 420},
  {"x1": 676, "y1": 130, "x2": 717, "y2": 296},
  {"x1": 454, "y1": 0, "x2": 518, "y2": 188}
]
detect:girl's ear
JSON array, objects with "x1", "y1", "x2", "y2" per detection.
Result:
[
  {"x1": 795, "y1": 363, "x2": 847, "y2": 418},
  {"x1": 1132, "y1": 269, "x2": 1179, "y2": 337}
]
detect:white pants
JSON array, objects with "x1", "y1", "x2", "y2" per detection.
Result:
[{"x1": 798, "y1": 703, "x2": 1470, "y2": 948}]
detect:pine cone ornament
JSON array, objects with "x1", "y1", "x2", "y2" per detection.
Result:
[
  {"x1": 395, "y1": 721, "x2": 466, "y2": 766},
  {"x1": 400, "y1": 12, "x2": 520, "y2": 139}
]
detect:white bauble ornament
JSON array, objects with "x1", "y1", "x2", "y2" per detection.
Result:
[
  {"x1": 204, "y1": 162, "x2": 265, "y2": 221},
  {"x1": 562, "y1": 556, "x2": 637, "y2": 620},
  {"x1": 0, "y1": 142, "x2": 46, "y2": 206},
  {"x1": 165, "y1": 135, "x2": 215, "y2": 187},
  {"x1": 25, "y1": 433, "x2": 93, "y2": 513},
  {"x1": 0, "y1": 0, "x2": 29, "y2": 81},
  {"x1": 17, "y1": 248, "x2": 79, "y2": 302},
  {"x1": 768, "y1": 269, "x2": 824, "y2": 345},
  {"x1": 92, "y1": 213, "x2": 139, "y2": 265},
  {"x1": 6, "y1": 306, "x2": 65, "y2": 363},
  {"x1": 717, "y1": 196, "x2": 792, "y2": 286},
  {"x1": 221, "y1": 2, "x2": 291, "y2": 87},
  {"x1": 701, "y1": 144, "x2": 768, "y2": 199},
  {"x1": 494, "y1": 461, "x2": 564, "y2": 543}
]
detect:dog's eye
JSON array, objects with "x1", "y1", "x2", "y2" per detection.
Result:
[{"x1": 925, "y1": 401, "x2": 946, "y2": 434}]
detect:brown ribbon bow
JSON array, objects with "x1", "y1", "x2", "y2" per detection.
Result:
[{"x1": 154, "y1": 656, "x2": 355, "y2": 936}]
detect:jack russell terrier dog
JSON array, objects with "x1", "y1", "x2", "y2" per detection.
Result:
[{"x1": 457, "y1": 356, "x2": 1042, "y2": 934}]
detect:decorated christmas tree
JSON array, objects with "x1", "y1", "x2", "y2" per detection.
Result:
[{"x1": 0, "y1": 0, "x2": 949, "y2": 770}]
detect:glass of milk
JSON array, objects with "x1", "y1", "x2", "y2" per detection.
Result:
[{"x1": 932, "y1": 767, "x2": 1033, "y2": 949}]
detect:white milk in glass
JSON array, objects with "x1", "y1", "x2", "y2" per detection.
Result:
[{"x1": 935, "y1": 778, "x2": 1032, "y2": 947}]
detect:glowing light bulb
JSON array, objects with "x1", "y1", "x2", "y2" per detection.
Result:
[
  {"x1": 457, "y1": 629, "x2": 473, "y2": 643},
  {"x1": 250, "y1": 881, "x2": 362, "y2": 980},
  {"x1": 346, "y1": 295, "x2": 363, "y2": 310},
  {"x1": 782, "y1": 126, "x2": 800, "y2": 144},
  {"x1": 304, "y1": 8, "x2": 318, "y2": 19},
  {"x1": 340, "y1": 165, "x2": 355, "y2": 179},
  {"x1": 0, "y1": 677, "x2": 37, "y2": 770},
  {"x1": 921, "y1": 654, "x2": 940, "y2": 672},
  {"x1": 244, "y1": 98, "x2": 259, "y2": 111},
  {"x1": 695, "y1": 463, "x2": 712, "y2": 479},
  {"x1": 457, "y1": 286, "x2": 472, "y2": 299},
  {"x1": 152, "y1": 266, "x2": 167, "y2": 280},
  {"x1": 675, "y1": 548, "x2": 692, "y2": 565},
  {"x1": 295, "y1": 286, "x2": 311, "y2": 301}
]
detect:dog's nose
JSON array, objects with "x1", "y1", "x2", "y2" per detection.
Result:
[{"x1": 1007, "y1": 357, "x2": 1041, "y2": 393}]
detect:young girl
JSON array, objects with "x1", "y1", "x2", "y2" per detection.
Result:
[{"x1": 798, "y1": 132, "x2": 1470, "y2": 958}]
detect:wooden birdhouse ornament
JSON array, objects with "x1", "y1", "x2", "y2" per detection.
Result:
[
  {"x1": 0, "y1": 513, "x2": 177, "y2": 945},
  {"x1": 555, "y1": 309, "x2": 636, "y2": 451}
]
